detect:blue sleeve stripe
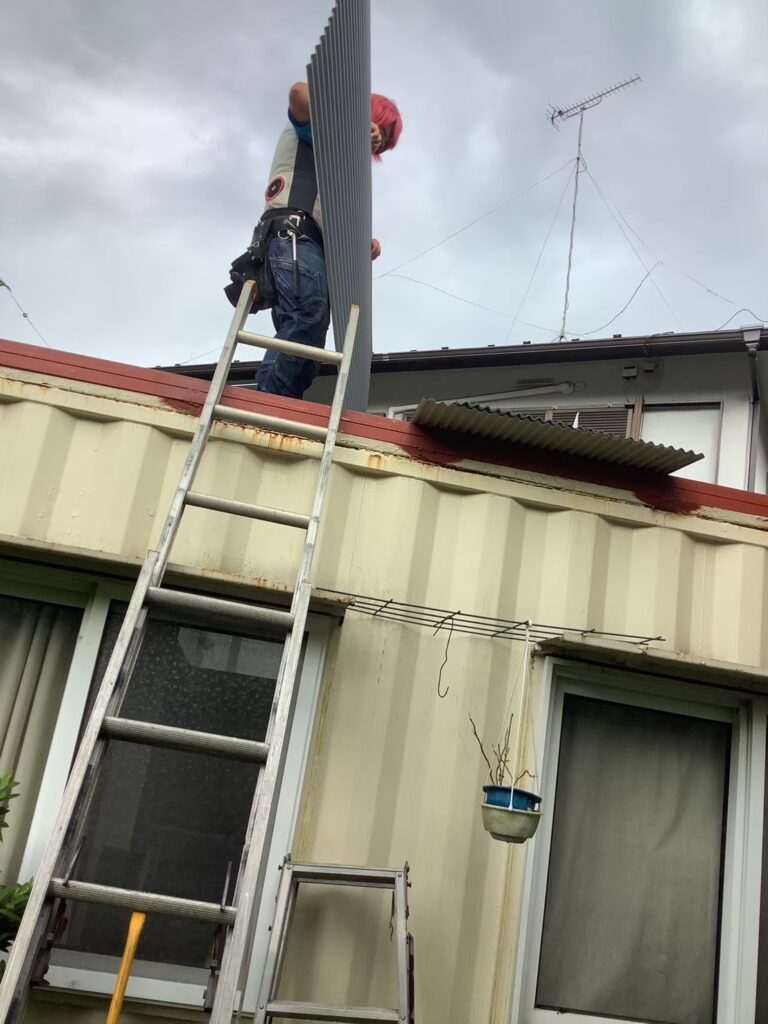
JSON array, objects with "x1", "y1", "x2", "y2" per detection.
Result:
[{"x1": 288, "y1": 108, "x2": 313, "y2": 145}]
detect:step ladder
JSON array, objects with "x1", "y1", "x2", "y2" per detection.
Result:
[
  {"x1": 255, "y1": 860, "x2": 414, "y2": 1023},
  {"x1": 0, "y1": 281, "x2": 359, "y2": 1024}
]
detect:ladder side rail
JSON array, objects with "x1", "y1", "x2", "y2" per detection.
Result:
[
  {"x1": 294, "y1": 303, "x2": 359, "y2": 596},
  {"x1": 211, "y1": 305, "x2": 359, "y2": 1022},
  {"x1": 235, "y1": 304, "x2": 359, "y2": 1000},
  {"x1": 152, "y1": 280, "x2": 257, "y2": 583},
  {"x1": 0, "y1": 553, "x2": 158, "y2": 1022},
  {"x1": 253, "y1": 863, "x2": 297, "y2": 1024},
  {"x1": 269, "y1": 872, "x2": 300, "y2": 1014},
  {"x1": 394, "y1": 868, "x2": 410, "y2": 1024},
  {"x1": 210, "y1": 582, "x2": 311, "y2": 1023}
]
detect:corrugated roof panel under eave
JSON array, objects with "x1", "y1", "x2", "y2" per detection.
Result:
[
  {"x1": 308, "y1": 0, "x2": 373, "y2": 413},
  {"x1": 411, "y1": 399, "x2": 704, "y2": 475}
]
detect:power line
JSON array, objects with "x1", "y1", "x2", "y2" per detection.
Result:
[
  {"x1": 660, "y1": 264, "x2": 763, "y2": 313},
  {"x1": 384, "y1": 273, "x2": 560, "y2": 334},
  {"x1": 582, "y1": 162, "x2": 683, "y2": 329},
  {"x1": 572, "y1": 262, "x2": 661, "y2": 336},
  {"x1": 579, "y1": 161, "x2": 767, "y2": 329},
  {"x1": 504, "y1": 165, "x2": 576, "y2": 344},
  {"x1": 715, "y1": 308, "x2": 767, "y2": 331},
  {"x1": 0, "y1": 279, "x2": 51, "y2": 348},
  {"x1": 178, "y1": 346, "x2": 223, "y2": 365},
  {"x1": 374, "y1": 158, "x2": 575, "y2": 280}
]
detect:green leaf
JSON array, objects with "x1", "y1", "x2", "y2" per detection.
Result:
[
  {"x1": 0, "y1": 770, "x2": 31, "y2": 954},
  {"x1": 0, "y1": 772, "x2": 19, "y2": 841}
]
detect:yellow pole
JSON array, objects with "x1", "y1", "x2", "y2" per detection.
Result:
[{"x1": 105, "y1": 911, "x2": 147, "y2": 1024}]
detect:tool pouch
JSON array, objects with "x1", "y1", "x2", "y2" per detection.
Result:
[{"x1": 223, "y1": 219, "x2": 277, "y2": 313}]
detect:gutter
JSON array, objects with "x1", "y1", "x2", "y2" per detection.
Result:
[
  {"x1": 745, "y1": 327, "x2": 763, "y2": 491},
  {"x1": 158, "y1": 327, "x2": 768, "y2": 383}
]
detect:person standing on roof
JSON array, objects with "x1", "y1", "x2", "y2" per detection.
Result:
[{"x1": 252, "y1": 82, "x2": 402, "y2": 400}]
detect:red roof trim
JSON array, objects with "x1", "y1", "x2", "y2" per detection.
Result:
[{"x1": 2, "y1": 338, "x2": 768, "y2": 523}]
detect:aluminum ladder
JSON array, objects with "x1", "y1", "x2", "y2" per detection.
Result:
[
  {"x1": 0, "y1": 281, "x2": 359, "y2": 1024},
  {"x1": 255, "y1": 860, "x2": 414, "y2": 1023}
]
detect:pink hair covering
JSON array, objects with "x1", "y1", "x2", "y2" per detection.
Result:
[{"x1": 371, "y1": 94, "x2": 402, "y2": 160}]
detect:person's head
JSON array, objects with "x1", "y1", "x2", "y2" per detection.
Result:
[{"x1": 370, "y1": 94, "x2": 402, "y2": 160}]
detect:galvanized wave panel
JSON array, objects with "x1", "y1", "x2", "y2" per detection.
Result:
[
  {"x1": 308, "y1": 0, "x2": 372, "y2": 412},
  {"x1": 413, "y1": 398, "x2": 703, "y2": 474}
]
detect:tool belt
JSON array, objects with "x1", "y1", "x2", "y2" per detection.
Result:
[{"x1": 223, "y1": 209, "x2": 324, "y2": 314}]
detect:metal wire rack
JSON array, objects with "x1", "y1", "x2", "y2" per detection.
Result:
[{"x1": 317, "y1": 589, "x2": 664, "y2": 646}]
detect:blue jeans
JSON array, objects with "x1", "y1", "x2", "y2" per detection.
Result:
[{"x1": 256, "y1": 235, "x2": 331, "y2": 399}]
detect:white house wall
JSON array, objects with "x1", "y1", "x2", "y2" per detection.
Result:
[{"x1": 308, "y1": 352, "x2": 757, "y2": 490}]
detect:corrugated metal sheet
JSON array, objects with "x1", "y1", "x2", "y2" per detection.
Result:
[
  {"x1": 308, "y1": 0, "x2": 372, "y2": 412},
  {"x1": 1, "y1": 377, "x2": 766, "y2": 662},
  {"x1": 5, "y1": 375, "x2": 768, "y2": 1024},
  {"x1": 412, "y1": 398, "x2": 703, "y2": 473}
]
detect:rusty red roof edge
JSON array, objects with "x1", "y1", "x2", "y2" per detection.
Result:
[{"x1": 2, "y1": 337, "x2": 768, "y2": 524}]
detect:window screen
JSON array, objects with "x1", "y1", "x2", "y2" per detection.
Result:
[
  {"x1": 536, "y1": 694, "x2": 730, "y2": 1024},
  {"x1": 58, "y1": 604, "x2": 283, "y2": 968}
]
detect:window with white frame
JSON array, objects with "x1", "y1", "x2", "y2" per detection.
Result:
[
  {"x1": 516, "y1": 661, "x2": 768, "y2": 1024},
  {"x1": 640, "y1": 403, "x2": 721, "y2": 484},
  {"x1": 6, "y1": 563, "x2": 329, "y2": 1008},
  {"x1": 57, "y1": 604, "x2": 284, "y2": 970},
  {"x1": 389, "y1": 400, "x2": 633, "y2": 438}
]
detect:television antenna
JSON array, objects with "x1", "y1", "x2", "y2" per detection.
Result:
[{"x1": 547, "y1": 75, "x2": 641, "y2": 341}]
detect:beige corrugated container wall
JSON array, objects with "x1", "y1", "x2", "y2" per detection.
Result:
[{"x1": 3, "y1": 373, "x2": 768, "y2": 1023}]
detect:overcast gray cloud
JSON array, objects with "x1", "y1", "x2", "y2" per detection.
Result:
[{"x1": 1, "y1": 0, "x2": 766, "y2": 369}]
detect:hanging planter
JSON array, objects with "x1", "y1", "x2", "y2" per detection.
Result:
[
  {"x1": 480, "y1": 785, "x2": 542, "y2": 844},
  {"x1": 470, "y1": 629, "x2": 543, "y2": 844}
]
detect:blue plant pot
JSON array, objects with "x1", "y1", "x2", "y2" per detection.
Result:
[{"x1": 482, "y1": 785, "x2": 542, "y2": 812}]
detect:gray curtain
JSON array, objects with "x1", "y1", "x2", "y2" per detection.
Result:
[
  {"x1": 536, "y1": 694, "x2": 730, "y2": 1024},
  {"x1": 756, "y1": 737, "x2": 768, "y2": 1023},
  {"x1": 0, "y1": 595, "x2": 81, "y2": 883}
]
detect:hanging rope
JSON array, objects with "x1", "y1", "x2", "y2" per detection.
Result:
[
  {"x1": 435, "y1": 615, "x2": 456, "y2": 699},
  {"x1": 516, "y1": 630, "x2": 540, "y2": 788}
]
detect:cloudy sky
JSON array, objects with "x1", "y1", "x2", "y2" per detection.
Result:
[{"x1": 1, "y1": 0, "x2": 766, "y2": 370}]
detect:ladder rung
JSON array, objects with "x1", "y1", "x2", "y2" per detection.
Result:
[
  {"x1": 101, "y1": 717, "x2": 270, "y2": 763},
  {"x1": 265, "y1": 1002, "x2": 398, "y2": 1023},
  {"x1": 214, "y1": 404, "x2": 329, "y2": 442},
  {"x1": 289, "y1": 864, "x2": 401, "y2": 888},
  {"x1": 146, "y1": 588, "x2": 294, "y2": 633},
  {"x1": 186, "y1": 491, "x2": 310, "y2": 530},
  {"x1": 236, "y1": 330, "x2": 343, "y2": 366},
  {"x1": 49, "y1": 879, "x2": 237, "y2": 925}
]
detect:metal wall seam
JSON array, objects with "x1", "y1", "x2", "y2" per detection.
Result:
[{"x1": 308, "y1": 0, "x2": 373, "y2": 412}]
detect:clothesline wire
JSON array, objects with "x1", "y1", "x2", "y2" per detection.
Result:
[{"x1": 319, "y1": 589, "x2": 664, "y2": 646}]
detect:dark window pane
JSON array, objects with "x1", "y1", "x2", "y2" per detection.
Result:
[
  {"x1": 58, "y1": 605, "x2": 282, "y2": 968},
  {"x1": 536, "y1": 694, "x2": 730, "y2": 1024}
]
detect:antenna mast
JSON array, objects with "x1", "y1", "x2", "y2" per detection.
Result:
[{"x1": 547, "y1": 74, "x2": 641, "y2": 341}]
